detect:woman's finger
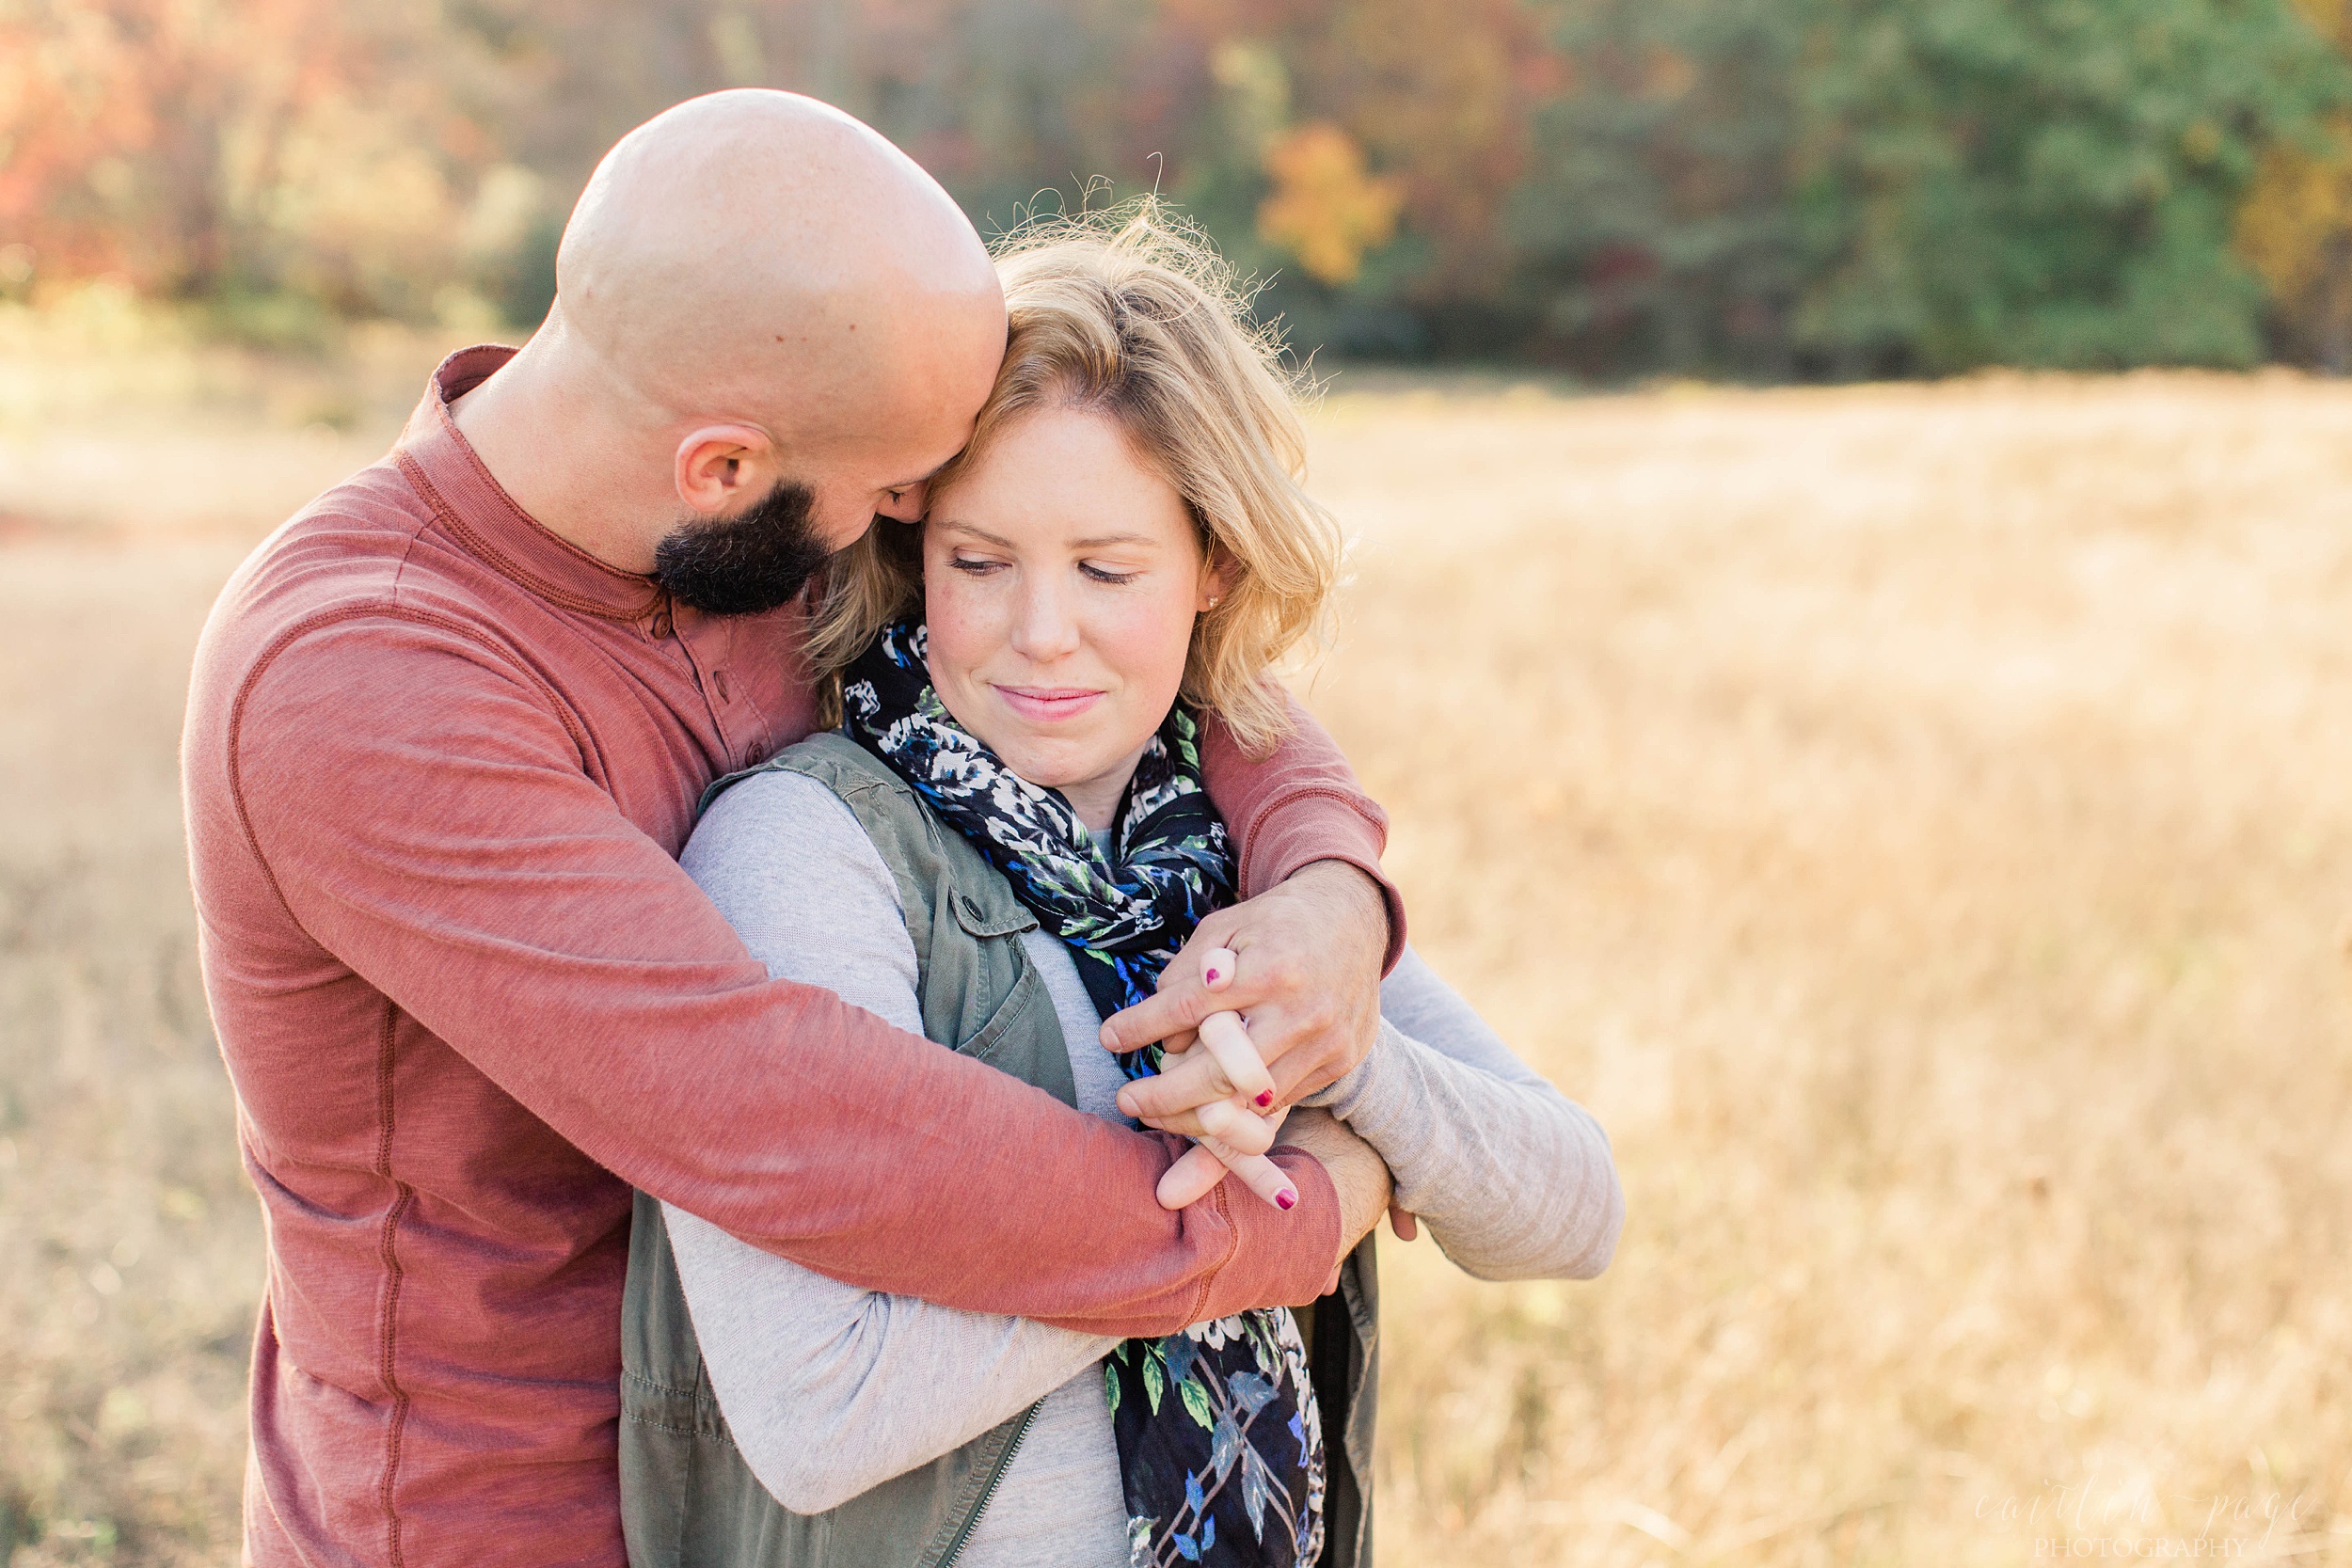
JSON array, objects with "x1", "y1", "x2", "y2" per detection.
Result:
[
  {"x1": 1098, "y1": 913, "x2": 1248, "y2": 1054},
  {"x1": 1154, "y1": 1139, "x2": 1299, "y2": 1212},
  {"x1": 1197, "y1": 1010, "x2": 1276, "y2": 1109},
  {"x1": 1196, "y1": 1133, "x2": 1299, "y2": 1211},
  {"x1": 1221, "y1": 1150, "x2": 1300, "y2": 1211},
  {"x1": 1200, "y1": 946, "x2": 1239, "y2": 990}
]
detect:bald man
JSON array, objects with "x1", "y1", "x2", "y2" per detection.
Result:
[{"x1": 183, "y1": 90, "x2": 1402, "y2": 1566}]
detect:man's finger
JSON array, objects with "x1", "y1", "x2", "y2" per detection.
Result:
[
  {"x1": 1198, "y1": 1011, "x2": 1275, "y2": 1109},
  {"x1": 1099, "y1": 927, "x2": 1263, "y2": 1054},
  {"x1": 1117, "y1": 1048, "x2": 1232, "y2": 1124},
  {"x1": 1390, "y1": 1205, "x2": 1419, "y2": 1241},
  {"x1": 1100, "y1": 976, "x2": 1217, "y2": 1055},
  {"x1": 1156, "y1": 1144, "x2": 1226, "y2": 1210},
  {"x1": 1195, "y1": 1095, "x2": 1276, "y2": 1156}
]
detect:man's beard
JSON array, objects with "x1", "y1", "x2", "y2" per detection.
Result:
[{"x1": 650, "y1": 479, "x2": 830, "y2": 616}]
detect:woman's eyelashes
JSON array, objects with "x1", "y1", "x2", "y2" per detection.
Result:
[{"x1": 946, "y1": 551, "x2": 1143, "y2": 587}]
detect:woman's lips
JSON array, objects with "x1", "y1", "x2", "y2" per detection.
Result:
[{"x1": 993, "y1": 685, "x2": 1105, "y2": 722}]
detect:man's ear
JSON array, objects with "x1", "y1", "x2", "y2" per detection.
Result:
[{"x1": 675, "y1": 425, "x2": 777, "y2": 515}]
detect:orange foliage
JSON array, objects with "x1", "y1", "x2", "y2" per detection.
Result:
[
  {"x1": 2236, "y1": 0, "x2": 2352, "y2": 361},
  {"x1": 1256, "y1": 121, "x2": 1405, "y2": 283},
  {"x1": 0, "y1": 0, "x2": 481, "y2": 306},
  {"x1": 0, "y1": 0, "x2": 1559, "y2": 319},
  {"x1": 1302, "y1": 0, "x2": 1554, "y2": 293},
  {"x1": 1156, "y1": 0, "x2": 1557, "y2": 293}
]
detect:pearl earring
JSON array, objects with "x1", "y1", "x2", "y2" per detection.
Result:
[{"x1": 1206, "y1": 595, "x2": 1220, "y2": 609}]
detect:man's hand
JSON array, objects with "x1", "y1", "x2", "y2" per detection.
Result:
[
  {"x1": 1272, "y1": 1109, "x2": 1391, "y2": 1295},
  {"x1": 1104, "y1": 861, "x2": 1388, "y2": 1130}
]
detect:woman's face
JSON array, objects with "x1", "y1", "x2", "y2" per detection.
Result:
[{"x1": 921, "y1": 404, "x2": 1227, "y2": 832}]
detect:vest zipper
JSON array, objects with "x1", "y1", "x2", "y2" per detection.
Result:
[{"x1": 937, "y1": 1399, "x2": 1042, "y2": 1568}]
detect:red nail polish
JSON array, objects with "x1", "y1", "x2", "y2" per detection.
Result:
[
  {"x1": 1275, "y1": 1190, "x2": 1296, "y2": 1211},
  {"x1": 1205, "y1": 968, "x2": 1222, "y2": 984},
  {"x1": 1255, "y1": 1090, "x2": 1274, "y2": 1108}
]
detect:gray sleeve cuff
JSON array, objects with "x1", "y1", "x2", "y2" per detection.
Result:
[{"x1": 1297, "y1": 989, "x2": 1624, "y2": 1281}]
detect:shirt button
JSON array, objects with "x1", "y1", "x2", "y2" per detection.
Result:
[{"x1": 649, "y1": 610, "x2": 674, "y2": 639}]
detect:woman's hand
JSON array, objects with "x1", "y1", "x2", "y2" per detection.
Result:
[
  {"x1": 1146, "y1": 996, "x2": 1296, "y2": 1211},
  {"x1": 1121, "y1": 945, "x2": 1295, "y2": 1212},
  {"x1": 1101, "y1": 862, "x2": 1389, "y2": 1121}
]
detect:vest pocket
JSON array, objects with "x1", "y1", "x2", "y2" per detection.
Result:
[
  {"x1": 942, "y1": 889, "x2": 1041, "y2": 1068},
  {"x1": 954, "y1": 954, "x2": 1043, "y2": 1067}
]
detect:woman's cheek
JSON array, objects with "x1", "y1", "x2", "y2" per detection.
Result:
[
  {"x1": 1089, "y1": 592, "x2": 1192, "y2": 695},
  {"x1": 923, "y1": 581, "x2": 987, "y2": 689}
]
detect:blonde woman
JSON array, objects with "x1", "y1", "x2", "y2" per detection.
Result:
[{"x1": 619, "y1": 208, "x2": 1623, "y2": 1568}]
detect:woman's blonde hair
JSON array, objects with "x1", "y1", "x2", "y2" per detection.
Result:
[{"x1": 803, "y1": 198, "x2": 1340, "y2": 755}]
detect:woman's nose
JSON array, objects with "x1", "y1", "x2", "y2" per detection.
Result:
[{"x1": 1009, "y1": 577, "x2": 1082, "y2": 661}]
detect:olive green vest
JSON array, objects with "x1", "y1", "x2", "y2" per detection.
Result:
[{"x1": 619, "y1": 732, "x2": 1378, "y2": 1568}]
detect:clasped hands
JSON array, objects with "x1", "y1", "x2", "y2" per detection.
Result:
[{"x1": 1098, "y1": 862, "x2": 1416, "y2": 1253}]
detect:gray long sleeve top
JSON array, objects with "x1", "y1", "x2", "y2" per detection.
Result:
[{"x1": 669, "y1": 769, "x2": 1624, "y2": 1565}]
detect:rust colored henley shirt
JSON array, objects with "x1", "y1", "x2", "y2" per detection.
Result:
[{"x1": 182, "y1": 347, "x2": 1399, "y2": 1568}]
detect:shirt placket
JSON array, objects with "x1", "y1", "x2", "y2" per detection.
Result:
[{"x1": 665, "y1": 604, "x2": 755, "y2": 768}]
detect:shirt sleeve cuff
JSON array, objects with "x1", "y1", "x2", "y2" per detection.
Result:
[
  {"x1": 1190, "y1": 1148, "x2": 1342, "y2": 1318},
  {"x1": 1236, "y1": 787, "x2": 1408, "y2": 974}
]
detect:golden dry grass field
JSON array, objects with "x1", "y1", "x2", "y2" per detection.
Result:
[{"x1": 4, "y1": 304, "x2": 2350, "y2": 1565}]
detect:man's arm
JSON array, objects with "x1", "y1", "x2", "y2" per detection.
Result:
[
  {"x1": 225, "y1": 613, "x2": 1336, "y2": 1336},
  {"x1": 1196, "y1": 690, "x2": 1405, "y2": 961},
  {"x1": 1113, "y1": 693, "x2": 1405, "y2": 1110}
]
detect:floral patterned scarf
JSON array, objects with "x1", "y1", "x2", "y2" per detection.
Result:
[{"x1": 843, "y1": 619, "x2": 1326, "y2": 1568}]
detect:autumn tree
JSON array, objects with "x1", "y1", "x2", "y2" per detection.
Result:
[{"x1": 2235, "y1": 0, "x2": 2352, "y2": 368}]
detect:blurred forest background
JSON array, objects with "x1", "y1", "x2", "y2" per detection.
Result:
[{"x1": 18, "y1": 0, "x2": 2352, "y2": 375}]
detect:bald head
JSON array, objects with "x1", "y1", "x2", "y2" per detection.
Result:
[
  {"x1": 456, "y1": 91, "x2": 1009, "y2": 587},
  {"x1": 556, "y1": 90, "x2": 1003, "y2": 429}
]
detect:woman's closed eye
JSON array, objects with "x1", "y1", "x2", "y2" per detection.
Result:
[
  {"x1": 948, "y1": 551, "x2": 1009, "y2": 576},
  {"x1": 1078, "y1": 561, "x2": 1142, "y2": 586}
]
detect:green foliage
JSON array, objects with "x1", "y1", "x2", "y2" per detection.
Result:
[
  {"x1": 1511, "y1": 0, "x2": 1808, "y2": 374},
  {"x1": 1505, "y1": 0, "x2": 2350, "y2": 374},
  {"x1": 1789, "y1": 0, "x2": 2352, "y2": 372}
]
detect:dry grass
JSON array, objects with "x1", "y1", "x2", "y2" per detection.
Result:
[
  {"x1": 1311, "y1": 371, "x2": 2352, "y2": 1566},
  {"x1": 4, "y1": 325, "x2": 2349, "y2": 1564}
]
